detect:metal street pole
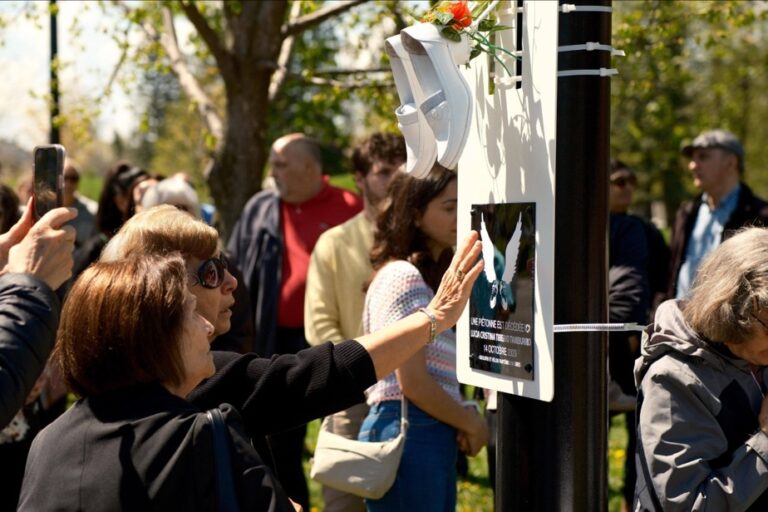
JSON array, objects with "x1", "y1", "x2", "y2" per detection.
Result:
[
  {"x1": 49, "y1": 0, "x2": 60, "y2": 144},
  {"x1": 496, "y1": 1, "x2": 612, "y2": 510}
]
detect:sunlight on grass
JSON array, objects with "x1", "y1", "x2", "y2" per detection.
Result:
[{"x1": 609, "y1": 414, "x2": 630, "y2": 512}]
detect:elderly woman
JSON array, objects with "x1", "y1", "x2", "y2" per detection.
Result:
[
  {"x1": 18, "y1": 255, "x2": 293, "y2": 510},
  {"x1": 21, "y1": 206, "x2": 482, "y2": 510},
  {"x1": 634, "y1": 227, "x2": 768, "y2": 511}
]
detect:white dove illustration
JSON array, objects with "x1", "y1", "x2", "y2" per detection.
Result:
[
  {"x1": 479, "y1": 211, "x2": 523, "y2": 311},
  {"x1": 479, "y1": 213, "x2": 499, "y2": 309},
  {"x1": 502, "y1": 213, "x2": 522, "y2": 282},
  {"x1": 499, "y1": 213, "x2": 523, "y2": 310}
]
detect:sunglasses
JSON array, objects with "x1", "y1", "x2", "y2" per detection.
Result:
[
  {"x1": 610, "y1": 175, "x2": 637, "y2": 188},
  {"x1": 190, "y1": 256, "x2": 228, "y2": 289}
]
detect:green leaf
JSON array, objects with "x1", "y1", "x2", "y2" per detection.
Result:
[
  {"x1": 441, "y1": 26, "x2": 462, "y2": 42},
  {"x1": 488, "y1": 24, "x2": 513, "y2": 34},
  {"x1": 470, "y1": 47, "x2": 482, "y2": 60},
  {"x1": 435, "y1": 11, "x2": 455, "y2": 25},
  {"x1": 478, "y1": 19, "x2": 495, "y2": 32}
]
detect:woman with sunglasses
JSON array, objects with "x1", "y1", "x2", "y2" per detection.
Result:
[
  {"x1": 94, "y1": 205, "x2": 483, "y2": 504},
  {"x1": 634, "y1": 227, "x2": 768, "y2": 510}
]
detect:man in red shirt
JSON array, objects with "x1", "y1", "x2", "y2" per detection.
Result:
[{"x1": 228, "y1": 133, "x2": 362, "y2": 511}]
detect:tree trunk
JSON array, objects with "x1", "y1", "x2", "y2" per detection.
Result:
[
  {"x1": 207, "y1": 1, "x2": 287, "y2": 240},
  {"x1": 208, "y1": 90, "x2": 268, "y2": 240}
]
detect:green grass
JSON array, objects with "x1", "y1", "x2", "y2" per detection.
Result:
[
  {"x1": 328, "y1": 173, "x2": 358, "y2": 194},
  {"x1": 608, "y1": 414, "x2": 631, "y2": 512},
  {"x1": 302, "y1": 418, "x2": 494, "y2": 512}
]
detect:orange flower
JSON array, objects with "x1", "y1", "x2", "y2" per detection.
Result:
[{"x1": 447, "y1": 1, "x2": 472, "y2": 29}]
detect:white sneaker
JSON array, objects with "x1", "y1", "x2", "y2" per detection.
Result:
[
  {"x1": 385, "y1": 35, "x2": 437, "y2": 178},
  {"x1": 401, "y1": 23, "x2": 473, "y2": 170}
]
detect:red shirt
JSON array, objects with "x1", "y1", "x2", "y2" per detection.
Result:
[{"x1": 278, "y1": 178, "x2": 362, "y2": 327}]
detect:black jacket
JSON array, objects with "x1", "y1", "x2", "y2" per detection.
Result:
[
  {"x1": 19, "y1": 341, "x2": 376, "y2": 511},
  {"x1": 190, "y1": 339, "x2": 376, "y2": 437},
  {"x1": 227, "y1": 190, "x2": 283, "y2": 357},
  {"x1": 0, "y1": 273, "x2": 59, "y2": 428},
  {"x1": 19, "y1": 385, "x2": 295, "y2": 512}
]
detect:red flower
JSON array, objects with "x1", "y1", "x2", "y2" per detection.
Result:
[{"x1": 446, "y1": 1, "x2": 472, "y2": 29}]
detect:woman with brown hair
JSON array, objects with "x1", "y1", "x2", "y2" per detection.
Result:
[
  {"x1": 19, "y1": 208, "x2": 485, "y2": 510},
  {"x1": 359, "y1": 166, "x2": 488, "y2": 512}
]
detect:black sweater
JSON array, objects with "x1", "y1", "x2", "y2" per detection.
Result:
[
  {"x1": 20, "y1": 341, "x2": 376, "y2": 511},
  {"x1": 189, "y1": 339, "x2": 376, "y2": 437}
]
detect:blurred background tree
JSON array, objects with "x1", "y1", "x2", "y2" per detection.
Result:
[
  {"x1": 2, "y1": 0, "x2": 768, "y2": 234},
  {"x1": 612, "y1": 0, "x2": 768, "y2": 227},
  {"x1": 105, "y1": 0, "x2": 411, "y2": 236}
]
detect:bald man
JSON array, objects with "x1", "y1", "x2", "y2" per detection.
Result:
[{"x1": 227, "y1": 133, "x2": 362, "y2": 510}]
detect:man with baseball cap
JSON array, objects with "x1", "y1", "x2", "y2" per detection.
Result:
[{"x1": 668, "y1": 129, "x2": 768, "y2": 299}]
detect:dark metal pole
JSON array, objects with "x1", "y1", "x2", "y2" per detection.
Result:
[
  {"x1": 496, "y1": 1, "x2": 611, "y2": 510},
  {"x1": 49, "y1": 0, "x2": 60, "y2": 144}
]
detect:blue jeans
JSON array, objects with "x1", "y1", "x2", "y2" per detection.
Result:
[{"x1": 358, "y1": 401, "x2": 457, "y2": 512}]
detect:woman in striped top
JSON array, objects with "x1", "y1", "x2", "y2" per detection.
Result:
[{"x1": 359, "y1": 165, "x2": 489, "y2": 512}]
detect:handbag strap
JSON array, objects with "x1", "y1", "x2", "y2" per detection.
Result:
[
  {"x1": 399, "y1": 395, "x2": 409, "y2": 435},
  {"x1": 206, "y1": 408, "x2": 240, "y2": 512},
  {"x1": 325, "y1": 396, "x2": 409, "y2": 436}
]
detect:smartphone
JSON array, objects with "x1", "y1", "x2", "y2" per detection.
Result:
[{"x1": 33, "y1": 144, "x2": 66, "y2": 220}]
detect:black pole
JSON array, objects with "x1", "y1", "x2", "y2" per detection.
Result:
[
  {"x1": 49, "y1": 0, "x2": 60, "y2": 144},
  {"x1": 496, "y1": 1, "x2": 611, "y2": 510}
]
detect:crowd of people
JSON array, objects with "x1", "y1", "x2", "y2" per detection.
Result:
[{"x1": 1, "y1": 126, "x2": 768, "y2": 511}]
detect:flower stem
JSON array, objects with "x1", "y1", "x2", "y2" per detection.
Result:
[{"x1": 466, "y1": 32, "x2": 513, "y2": 76}]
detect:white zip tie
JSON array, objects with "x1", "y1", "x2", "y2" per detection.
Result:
[
  {"x1": 558, "y1": 67, "x2": 618, "y2": 78},
  {"x1": 560, "y1": 4, "x2": 612, "y2": 13},
  {"x1": 558, "y1": 42, "x2": 619, "y2": 54},
  {"x1": 494, "y1": 75, "x2": 523, "y2": 86},
  {"x1": 553, "y1": 323, "x2": 646, "y2": 333}
]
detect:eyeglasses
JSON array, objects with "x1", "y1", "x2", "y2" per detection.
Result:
[
  {"x1": 753, "y1": 313, "x2": 768, "y2": 331},
  {"x1": 189, "y1": 256, "x2": 228, "y2": 289},
  {"x1": 610, "y1": 175, "x2": 637, "y2": 188},
  {"x1": 64, "y1": 175, "x2": 79, "y2": 183}
]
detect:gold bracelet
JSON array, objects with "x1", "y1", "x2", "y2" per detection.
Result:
[{"x1": 418, "y1": 307, "x2": 437, "y2": 344}]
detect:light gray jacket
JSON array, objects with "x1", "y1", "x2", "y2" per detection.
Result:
[{"x1": 634, "y1": 300, "x2": 768, "y2": 511}]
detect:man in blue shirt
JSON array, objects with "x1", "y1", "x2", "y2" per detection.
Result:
[{"x1": 668, "y1": 129, "x2": 768, "y2": 299}]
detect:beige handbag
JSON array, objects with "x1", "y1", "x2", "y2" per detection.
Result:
[{"x1": 310, "y1": 397, "x2": 408, "y2": 500}]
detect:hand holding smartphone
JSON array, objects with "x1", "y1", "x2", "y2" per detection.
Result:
[{"x1": 33, "y1": 144, "x2": 66, "y2": 221}]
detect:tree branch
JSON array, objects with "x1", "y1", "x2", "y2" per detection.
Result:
[
  {"x1": 310, "y1": 67, "x2": 391, "y2": 76},
  {"x1": 283, "y1": 0, "x2": 368, "y2": 37},
  {"x1": 176, "y1": 0, "x2": 231, "y2": 74},
  {"x1": 298, "y1": 74, "x2": 394, "y2": 90},
  {"x1": 111, "y1": 1, "x2": 223, "y2": 142},
  {"x1": 269, "y1": 0, "x2": 303, "y2": 102},
  {"x1": 101, "y1": 25, "x2": 130, "y2": 98},
  {"x1": 158, "y1": 6, "x2": 224, "y2": 141}
]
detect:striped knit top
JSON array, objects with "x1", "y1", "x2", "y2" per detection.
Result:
[{"x1": 363, "y1": 260, "x2": 461, "y2": 405}]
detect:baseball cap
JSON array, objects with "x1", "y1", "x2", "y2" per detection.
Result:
[{"x1": 681, "y1": 129, "x2": 744, "y2": 161}]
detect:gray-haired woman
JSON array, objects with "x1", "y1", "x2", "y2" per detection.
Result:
[{"x1": 635, "y1": 227, "x2": 768, "y2": 511}]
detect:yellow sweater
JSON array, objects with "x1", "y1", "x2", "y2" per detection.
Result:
[{"x1": 304, "y1": 211, "x2": 374, "y2": 345}]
